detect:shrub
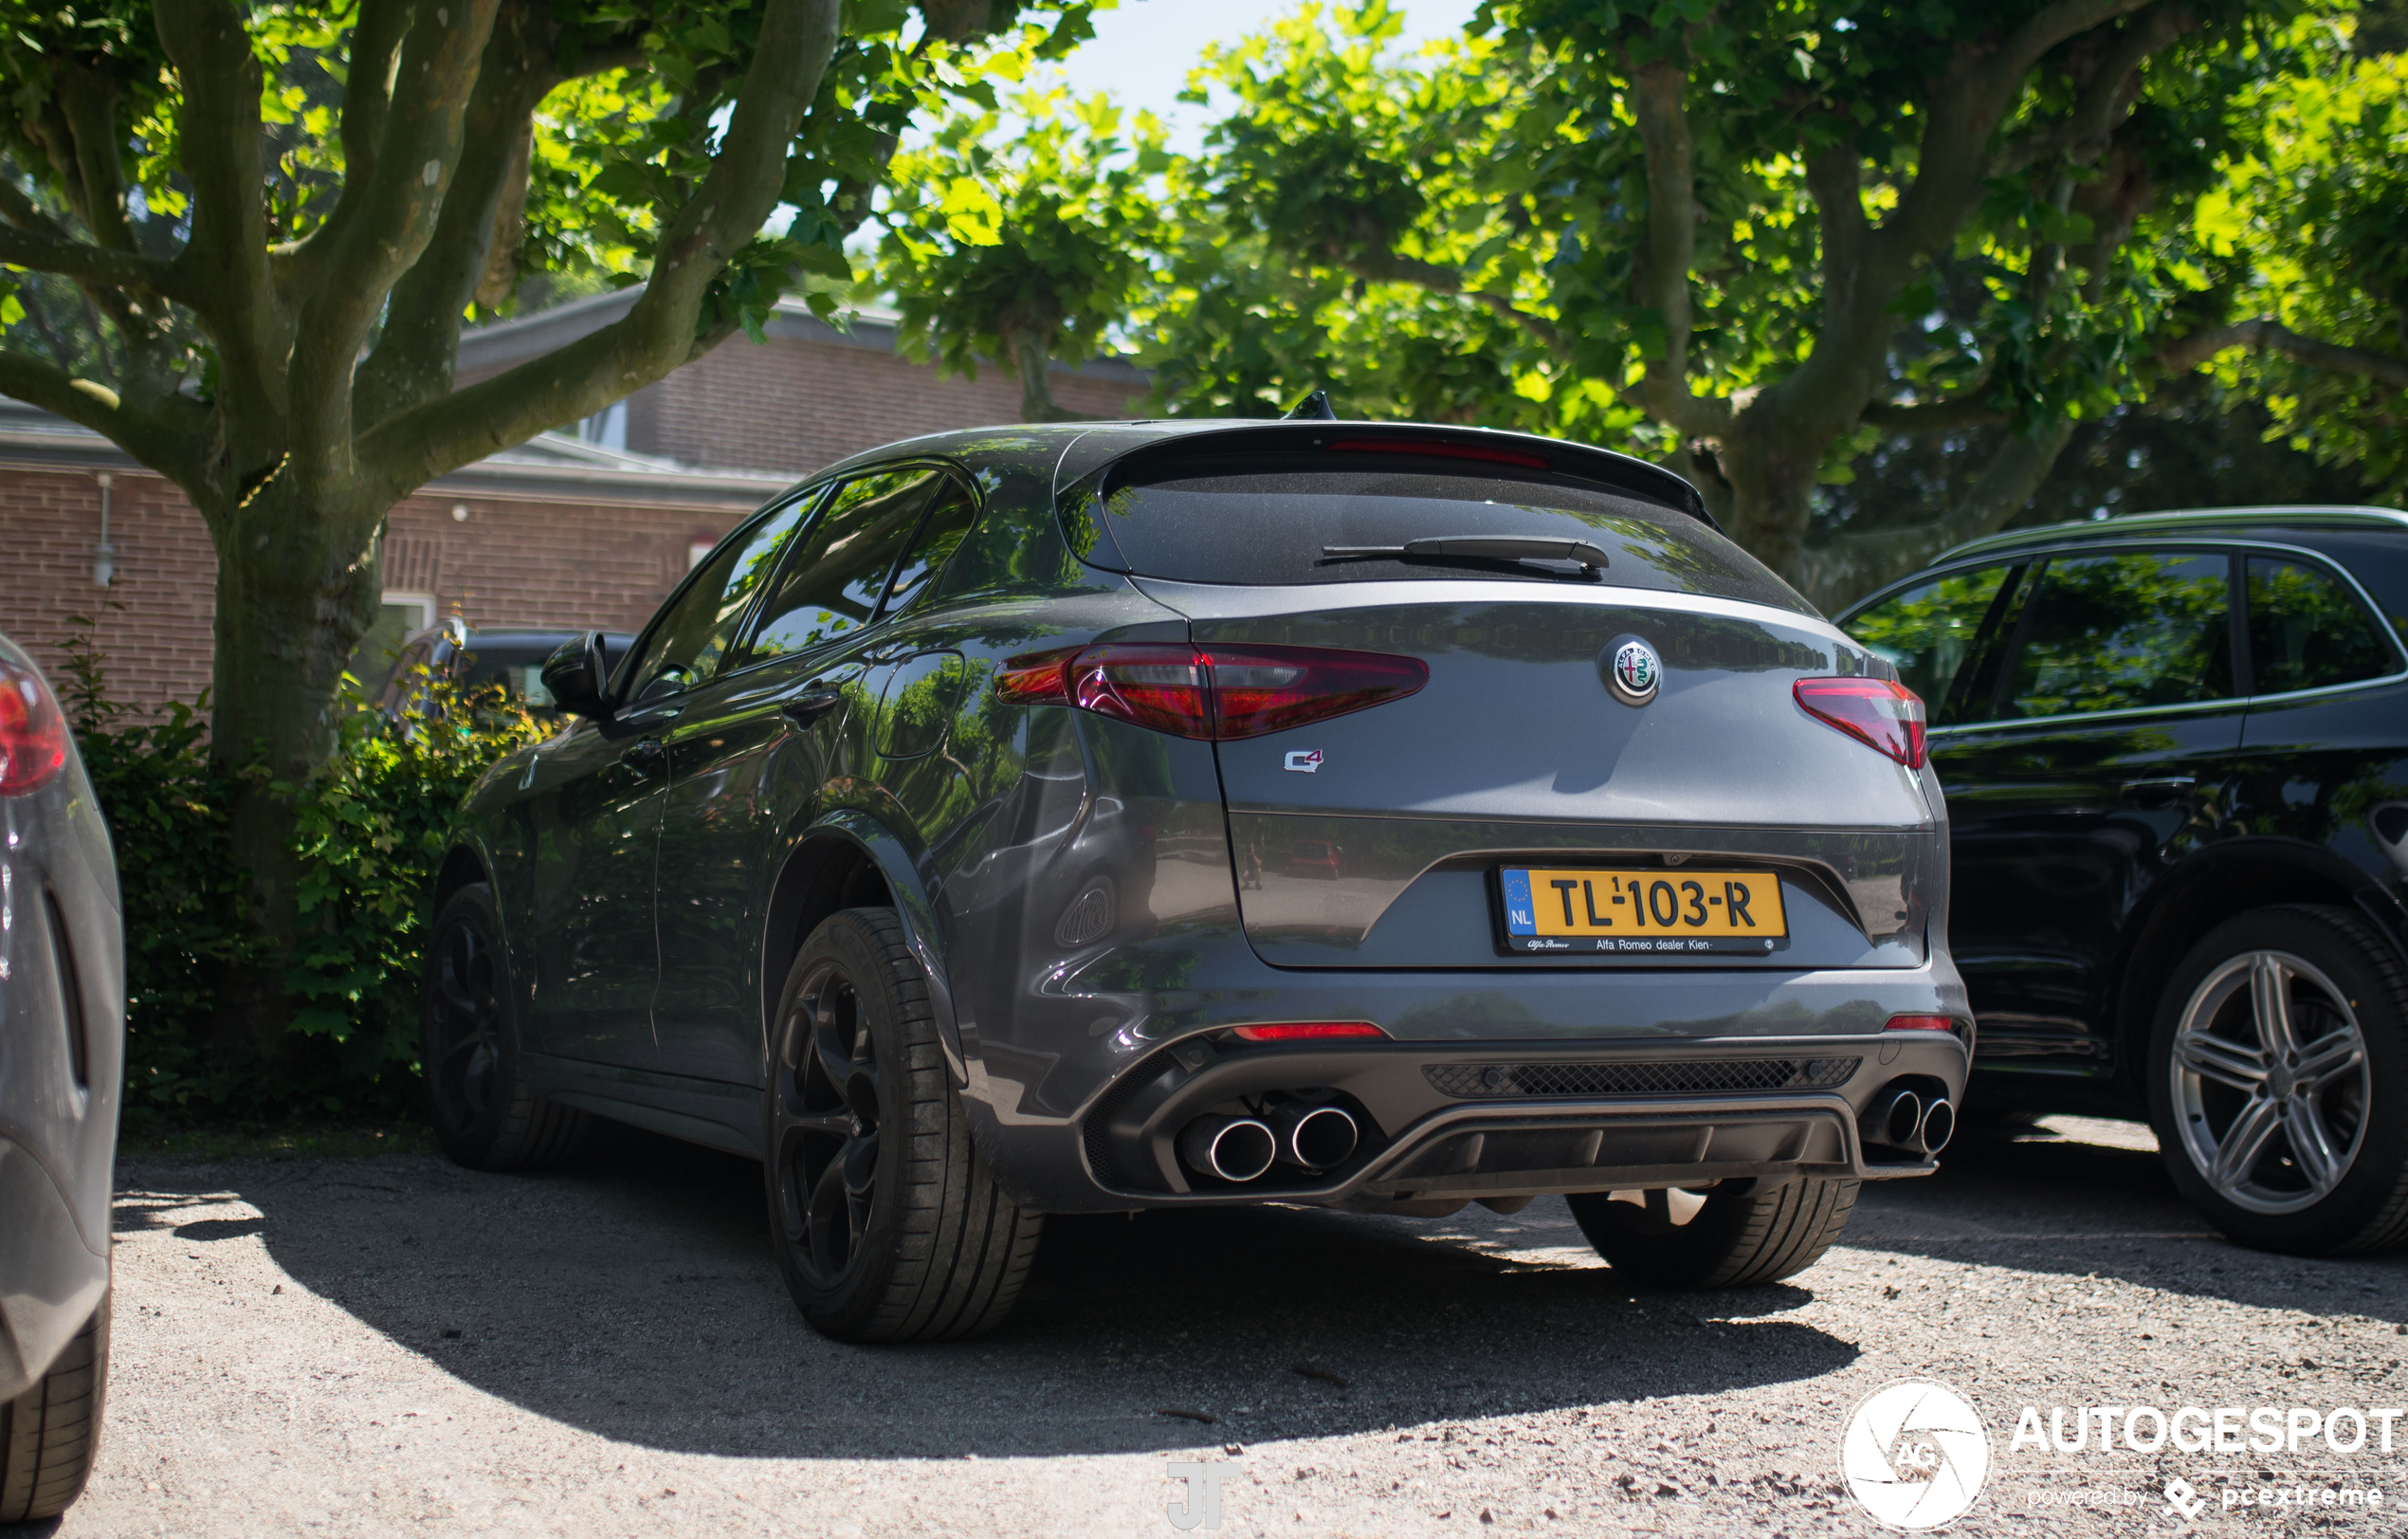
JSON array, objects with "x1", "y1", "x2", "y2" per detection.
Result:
[{"x1": 58, "y1": 621, "x2": 544, "y2": 1127}]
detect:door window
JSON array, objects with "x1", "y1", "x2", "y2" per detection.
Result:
[
  {"x1": 1998, "y1": 551, "x2": 2235, "y2": 719},
  {"x1": 620, "y1": 499, "x2": 812, "y2": 703},
  {"x1": 1843, "y1": 565, "x2": 2014, "y2": 724},
  {"x1": 748, "y1": 467, "x2": 952, "y2": 659},
  {"x1": 2245, "y1": 557, "x2": 2398, "y2": 694}
]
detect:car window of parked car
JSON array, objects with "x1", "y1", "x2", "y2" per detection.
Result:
[
  {"x1": 1841, "y1": 565, "x2": 2015, "y2": 724},
  {"x1": 1063, "y1": 450, "x2": 1809, "y2": 613},
  {"x1": 621, "y1": 499, "x2": 814, "y2": 703},
  {"x1": 1996, "y1": 550, "x2": 2235, "y2": 720},
  {"x1": 879, "y1": 477, "x2": 980, "y2": 617},
  {"x1": 749, "y1": 468, "x2": 949, "y2": 658},
  {"x1": 2246, "y1": 557, "x2": 2399, "y2": 694}
]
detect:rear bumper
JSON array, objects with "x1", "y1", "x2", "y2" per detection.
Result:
[
  {"x1": 1044, "y1": 1028, "x2": 1968, "y2": 1212},
  {"x1": 0, "y1": 1134, "x2": 109, "y2": 1401}
]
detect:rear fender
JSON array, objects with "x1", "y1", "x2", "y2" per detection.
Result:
[{"x1": 779, "y1": 810, "x2": 968, "y2": 1090}]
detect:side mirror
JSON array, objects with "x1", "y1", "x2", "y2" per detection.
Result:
[{"x1": 539, "y1": 631, "x2": 614, "y2": 721}]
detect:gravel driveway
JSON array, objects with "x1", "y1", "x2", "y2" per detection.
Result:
[{"x1": 25, "y1": 1115, "x2": 2408, "y2": 1537}]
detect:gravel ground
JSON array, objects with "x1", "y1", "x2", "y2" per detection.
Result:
[{"x1": 20, "y1": 1113, "x2": 2408, "y2": 1538}]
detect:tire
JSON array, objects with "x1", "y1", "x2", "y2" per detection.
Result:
[
  {"x1": 1565, "y1": 1177, "x2": 1859, "y2": 1289},
  {"x1": 762, "y1": 907, "x2": 1042, "y2": 1343},
  {"x1": 2146, "y1": 904, "x2": 2408, "y2": 1256},
  {"x1": 420, "y1": 883, "x2": 587, "y2": 1171},
  {"x1": 0, "y1": 1290, "x2": 108, "y2": 1522}
]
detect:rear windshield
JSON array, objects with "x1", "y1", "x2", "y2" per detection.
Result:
[{"x1": 1061, "y1": 455, "x2": 1808, "y2": 613}]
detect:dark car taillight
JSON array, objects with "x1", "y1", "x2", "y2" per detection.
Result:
[
  {"x1": 997, "y1": 643, "x2": 1429, "y2": 741},
  {"x1": 0, "y1": 659, "x2": 69, "y2": 797},
  {"x1": 1793, "y1": 677, "x2": 1926, "y2": 769}
]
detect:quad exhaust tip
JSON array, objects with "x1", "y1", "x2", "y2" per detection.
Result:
[
  {"x1": 1918, "y1": 1096, "x2": 1955, "y2": 1155},
  {"x1": 1180, "y1": 1115, "x2": 1278, "y2": 1182},
  {"x1": 1270, "y1": 1103, "x2": 1359, "y2": 1170}
]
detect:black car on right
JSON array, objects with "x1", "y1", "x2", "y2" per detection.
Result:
[{"x1": 1838, "y1": 506, "x2": 2408, "y2": 1256}]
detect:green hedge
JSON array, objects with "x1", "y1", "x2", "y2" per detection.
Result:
[{"x1": 60, "y1": 628, "x2": 542, "y2": 1127}]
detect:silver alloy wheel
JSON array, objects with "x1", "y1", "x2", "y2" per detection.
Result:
[{"x1": 2170, "y1": 949, "x2": 2371, "y2": 1216}]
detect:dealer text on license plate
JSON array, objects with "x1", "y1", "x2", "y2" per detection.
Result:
[{"x1": 1497, "y1": 868, "x2": 1787, "y2": 955}]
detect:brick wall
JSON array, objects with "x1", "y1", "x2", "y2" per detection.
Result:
[{"x1": 2, "y1": 466, "x2": 751, "y2": 711}]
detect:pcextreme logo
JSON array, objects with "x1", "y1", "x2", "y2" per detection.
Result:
[{"x1": 1839, "y1": 1378, "x2": 1992, "y2": 1530}]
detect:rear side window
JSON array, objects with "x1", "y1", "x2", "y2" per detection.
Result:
[
  {"x1": 1998, "y1": 551, "x2": 2234, "y2": 719},
  {"x1": 1843, "y1": 565, "x2": 2013, "y2": 724},
  {"x1": 880, "y1": 477, "x2": 980, "y2": 615},
  {"x1": 1061, "y1": 452, "x2": 1806, "y2": 613},
  {"x1": 2246, "y1": 557, "x2": 2398, "y2": 694},
  {"x1": 750, "y1": 468, "x2": 950, "y2": 658}
]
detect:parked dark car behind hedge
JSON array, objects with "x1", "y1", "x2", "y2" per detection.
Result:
[{"x1": 1840, "y1": 506, "x2": 2408, "y2": 1256}]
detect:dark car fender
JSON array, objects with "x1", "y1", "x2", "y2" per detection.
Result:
[
  {"x1": 773, "y1": 809, "x2": 972, "y2": 1090},
  {"x1": 2105, "y1": 834, "x2": 2408, "y2": 1095}
]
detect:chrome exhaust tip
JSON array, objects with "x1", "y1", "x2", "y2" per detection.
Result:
[
  {"x1": 1271, "y1": 1104, "x2": 1359, "y2": 1169},
  {"x1": 1179, "y1": 1115, "x2": 1277, "y2": 1182},
  {"x1": 1918, "y1": 1097, "x2": 1955, "y2": 1156},
  {"x1": 1865, "y1": 1088, "x2": 1924, "y2": 1151}
]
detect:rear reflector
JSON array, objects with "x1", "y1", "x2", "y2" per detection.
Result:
[
  {"x1": 1794, "y1": 677, "x2": 1926, "y2": 770},
  {"x1": 1231, "y1": 1022, "x2": 1388, "y2": 1041},
  {"x1": 996, "y1": 643, "x2": 1428, "y2": 741},
  {"x1": 0, "y1": 661, "x2": 69, "y2": 797},
  {"x1": 1323, "y1": 436, "x2": 1550, "y2": 470},
  {"x1": 1885, "y1": 1015, "x2": 1959, "y2": 1033}
]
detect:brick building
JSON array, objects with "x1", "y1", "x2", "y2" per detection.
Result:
[{"x1": 0, "y1": 291, "x2": 1149, "y2": 707}]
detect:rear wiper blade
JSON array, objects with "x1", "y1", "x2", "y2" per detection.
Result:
[{"x1": 1319, "y1": 535, "x2": 1610, "y2": 572}]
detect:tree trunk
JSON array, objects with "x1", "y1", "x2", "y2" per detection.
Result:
[{"x1": 205, "y1": 482, "x2": 386, "y2": 1059}]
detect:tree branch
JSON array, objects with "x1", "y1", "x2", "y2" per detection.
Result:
[
  {"x1": 1629, "y1": 55, "x2": 1728, "y2": 436},
  {"x1": 285, "y1": 0, "x2": 503, "y2": 494},
  {"x1": 1339, "y1": 247, "x2": 1568, "y2": 352},
  {"x1": 356, "y1": 0, "x2": 845, "y2": 499},
  {"x1": 279, "y1": 0, "x2": 413, "y2": 293},
  {"x1": 1858, "y1": 394, "x2": 2011, "y2": 431},
  {"x1": 0, "y1": 344, "x2": 209, "y2": 487},
  {"x1": 2161, "y1": 318, "x2": 2408, "y2": 390},
  {"x1": 0, "y1": 218, "x2": 189, "y2": 300},
  {"x1": 1992, "y1": 5, "x2": 2192, "y2": 175},
  {"x1": 1791, "y1": 416, "x2": 2079, "y2": 613},
  {"x1": 155, "y1": 0, "x2": 286, "y2": 452},
  {"x1": 354, "y1": 0, "x2": 557, "y2": 430}
]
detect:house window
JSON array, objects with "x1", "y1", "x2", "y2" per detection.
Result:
[
  {"x1": 576, "y1": 400, "x2": 629, "y2": 450},
  {"x1": 347, "y1": 590, "x2": 440, "y2": 694}
]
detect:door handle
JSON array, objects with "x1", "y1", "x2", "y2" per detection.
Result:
[
  {"x1": 2120, "y1": 776, "x2": 2198, "y2": 807},
  {"x1": 782, "y1": 688, "x2": 846, "y2": 729},
  {"x1": 627, "y1": 737, "x2": 666, "y2": 771}
]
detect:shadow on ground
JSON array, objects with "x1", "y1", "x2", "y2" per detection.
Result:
[
  {"x1": 1848, "y1": 1118, "x2": 2408, "y2": 1317},
  {"x1": 117, "y1": 1122, "x2": 1852, "y2": 1458}
]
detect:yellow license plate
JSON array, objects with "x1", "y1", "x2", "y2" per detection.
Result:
[{"x1": 1498, "y1": 868, "x2": 1787, "y2": 955}]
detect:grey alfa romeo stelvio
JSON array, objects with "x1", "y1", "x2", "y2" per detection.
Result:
[{"x1": 421, "y1": 418, "x2": 1969, "y2": 1342}]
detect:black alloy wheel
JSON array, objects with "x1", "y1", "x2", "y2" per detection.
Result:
[
  {"x1": 777, "y1": 964, "x2": 885, "y2": 1282},
  {"x1": 418, "y1": 884, "x2": 587, "y2": 1171},
  {"x1": 763, "y1": 907, "x2": 1043, "y2": 1343},
  {"x1": 426, "y1": 916, "x2": 504, "y2": 1137}
]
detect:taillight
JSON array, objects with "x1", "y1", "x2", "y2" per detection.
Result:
[
  {"x1": 1794, "y1": 677, "x2": 1926, "y2": 770},
  {"x1": 1231, "y1": 1022, "x2": 1388, "y2": 1041},
  {"x1": 995, "y1": 643, "x2": 1428, "y2": 741},
  {"x1": 0, "y1": 660, "x2": 69, "y2": 797}
]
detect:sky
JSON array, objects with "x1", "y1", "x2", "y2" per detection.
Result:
[{"x1": 1043, "y1": 0, "x2": 1487, "y2": 152}]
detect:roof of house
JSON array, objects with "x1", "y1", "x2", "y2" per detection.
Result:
[{"x1": 0, "y1": 395, "x2": 793, "y2": 509}]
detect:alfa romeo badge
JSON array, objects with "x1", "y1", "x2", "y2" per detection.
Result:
[{"x1": 1603, "y1": 635, "x2": 1661, "y2": 705}]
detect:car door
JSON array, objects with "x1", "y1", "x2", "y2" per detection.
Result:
[
  {"x1": 650, "y1": 466, "x2": 971, "y2": 1083},
  {"x1": 522, "y1": 500, "x2": 811, "y2": 1069},
  {"x1": 1935, "y1": 547, "x2": 2246, "y2": 1078},
  {"x1": 2231, "y1": 548, "x2": 2408, "y2": 853}
]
